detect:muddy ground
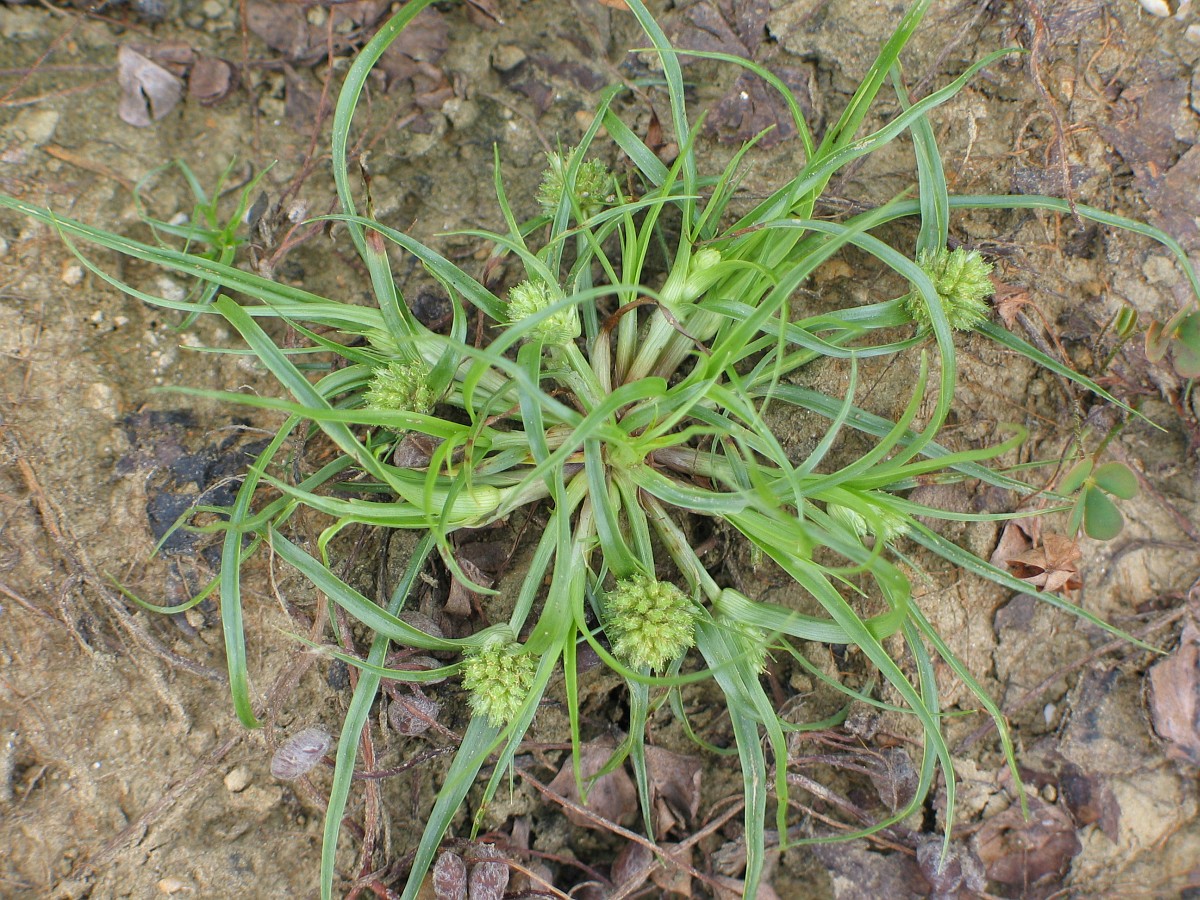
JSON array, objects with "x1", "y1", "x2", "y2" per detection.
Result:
[{"x1": 2, "y1": 0, "x2": 1200, "y2": 897}]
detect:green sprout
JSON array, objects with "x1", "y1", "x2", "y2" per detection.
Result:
[
  {"x1": 3, "y1": 0, "x2": 1198, "y2": 897},
  {"x1": 1060, "y1": 458, "x2": 1140, "y2": 541}
]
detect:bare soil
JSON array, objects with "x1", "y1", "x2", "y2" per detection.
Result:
[{"x1": 2, "y1": 1, "x2": 1199, "y2": 898}]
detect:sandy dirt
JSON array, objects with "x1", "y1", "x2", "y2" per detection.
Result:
[{"x1": 2, "y1": 0, "x2": 1199, "y2": 897}]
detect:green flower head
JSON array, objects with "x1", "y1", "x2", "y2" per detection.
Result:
[
  {"x1": 506, "y1": 279, "x2": 580, "y2": 345},
  {"x1": 365, "y1": 360, "x2": 437, "y2": 415},
  {"x1": 903, "y1": 246, "x2": 995, "y2": 331},
  {"x1": 604, "y1": 575, "x2": 696, "y2": 672},
  {"x1": 461, "y1": 639, "x2": 537, "y2": 728},
  {"x1": 536, "y1": 150, "x2": 612, "y2": 218}
]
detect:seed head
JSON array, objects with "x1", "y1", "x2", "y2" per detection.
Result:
[
  {"x1": 506, "y1": 279, "x2": 579, "y2": 345},
  {"x1": 365, "y1": 360, "x2": 436, "y2": 415},
  {"x1": 537, "y1": 150, "x2": 612, "y2": 218},
  {"x1": 461, "y1": 639, "x2": 537, "y2": 728},
  {"x1": 604, "y1": 575, "x2": 696, "y2": 672},
  {"x1": 903, "y1": 247, "x2": 994, "y2": 331}
]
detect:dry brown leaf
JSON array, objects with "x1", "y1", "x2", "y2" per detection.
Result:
[
  {"x1": 465, "y1": 0, "x2": 504, "y2": 24},
  {"x1": 1059, "y1": 761, "x2": 1121, "y2": 842},
  {"x1": 1004, "y1": 533, "x2": 1082, "y2": 593},
  {"x1": 648, "y1": 842, "x2": 693, "y2": 896},
  {"x1": 446, "y1": 556, "x2": 491, "y2": 617},
  {"x1": 809, "y1": 842, "x2": 927, "y2": 898},
  {"x1": 246, "y1": 0, "x2": 388, "y2": 63},
  {"x1": 711, "y1": 70, "x2": 802, "y2": 148},
  {"x1": 867, "y1": 747, "x2": 918, "y2": 813},
  {"x1": 1148, "y1": 620, "x2": 1200, "y2": 765},
  {"x1": 989, "y1": 519, "x2": 1032, "y2": 569},
  {"x1": 915, "y1": 836, "x2": 985, "y2": 897},
  {"x1": 188, "y1": 56, "x2": 237, "y2": 106},
  {"x1": 991, "y1": 280, "x2": 1031, "y2": 331},
  {"x1": 378, "y1": 7, "x2": 450, "y2": 88},
  {"x1": 546, "y1": 739, "x2": 638, "y2": 829},
  {"x1": 117, "y1": 45, "x2": 183, "y2": 127},
  {"x1": 611, "y1": 840, "x2": 653, "y2": 893},
  {"x1": 974, "y1": 797, "x2": 1081, "y2": 892},
  {"x1": 644, "y1": 745, "x2": 702, "y2": 834}
]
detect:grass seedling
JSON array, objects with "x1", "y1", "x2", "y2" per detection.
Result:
[{"x1": 3, "y1": 0, "x2": 1198, "y2": 895}]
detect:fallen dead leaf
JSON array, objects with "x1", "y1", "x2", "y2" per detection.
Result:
[
  {"x1": 1003, "y1": 533, "x2": 1082, "y2": 594},
  {"x1": 1059, "y1": 760, "x2": 1121, "y2": 842},
  {"x1": 188, "y1": 56, "x2": 237, "y2": 106},
  {"x1": 711, "y1": 70, "x2": 804, "y2": 147},
  {"x1": 990, "y1": 519, "x2": 1033, "y2": 569},
  {"x1": 644, "y1": 745, "x2": 702, "y2": 834},
  {"x1": 991, "y1": 280, "x2": 1032, "y2": 332},
  {"x1": 867, "y1": 747, "x2": 919, "y2": 813},
  {"x1": 1148, "y1": 620, "x2": 1200, "y2": 765},
  {"x1": 378, "y1": 6, "x2": 450, "y2": 88},
  {"x1": 809, "y1": 841, "x2": 927, "y2": 898},
  {"x1": 246, "y1": 0, "x2": 389, "y2": 63},
  {"x1": 611, "y1": 840, "x2": 653, "y2": 893},
  {"x1": 465, "y1": 0, "x2": 504, "y2": 25},
  {"x1": 666, "y1": 0, "x2": 768, "y2": 58},
  {"x1": 915, "y1": 835, "x2": 985, "y2": 897},
  {"x1": 663, "y1": 0, "x2": 811, "y2": 146},
  {"x1": 446, "y1": 555, "x2": 491, "y2": 618},
  {"x1": 148, "y1": 40, "x2": 196, "y2": 74},
  {"x1": 648, "y1": 842, "x2": 693, "y2": 896},
  {"x1": 546, "y1": 738, "x2": 638, "y2": 828},
  {"x1": 117, "y1": 45, "x2": 183, "y2": 127},
  {"x1": 974, "y1": 797, "x2": 1081, "y2": 895}
]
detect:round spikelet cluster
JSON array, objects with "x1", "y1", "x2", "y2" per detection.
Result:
[
  {"x1": 604, "y1": 575, "x2": 696, "y2": 672},
  {"x1": 461, "y1": 639, "x2": 537, "y2": 728},
  {"x1": 364, "y1": 360, "x2": 436, "y2": 415},
  {"x1": 902, "y1": 246, "x2": 995, "y2": 331},
  {"x1": 506, "y1": 279, "x2": 579, "y2": 346},
  {"x1": 536, "y1": 150, "x2": 612, "y2": 218}
]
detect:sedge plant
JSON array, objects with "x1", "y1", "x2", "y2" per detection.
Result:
[{"x1": 3, "y1": 0, "x2": 1198, "y2": 895}]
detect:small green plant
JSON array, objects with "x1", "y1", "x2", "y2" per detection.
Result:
[
  {"x1": 3, "y1": 1, "x2": 1198, "y2": 896},
  {"x1": 1060, "y1": 458, "x2": 1140, "y2": 541}
]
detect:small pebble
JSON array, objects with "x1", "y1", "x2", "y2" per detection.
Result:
[
  {"x1": 201, "y1": 0, "x2": 223, "y2": 18},
  {"x1": 1137, "y1": 0, "x2": 1172, "y2": 15},
  {"x1": 61, "y1": 263, "x2": 84, "y2": 286},
  {"x1": 1186, "y1": 23, "x2": 1200, "y2": 43},
  {"x1": 491, "y1": 44, "x2": 526, "y2": 73},
  {"x1": 157, "y1": 877, "x2": 189, "y2": 894},
  {"x1": 224, "y1": 765, "x2": 252, "y2": 793}
]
